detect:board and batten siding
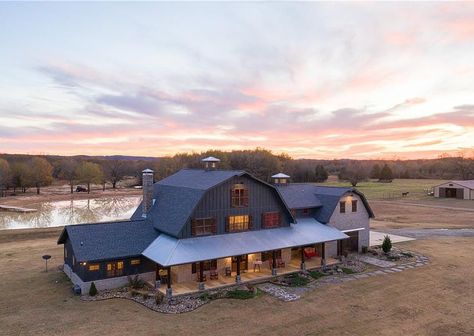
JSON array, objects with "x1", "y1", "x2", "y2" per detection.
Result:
[
  {"x1": 327, "y1": 193, "x2": 370, "y2": 253},
  {"x1": 434, "y1": 182, "x2": 472, "y2": 200},
  {"x1": 179, "y1": 175, "x2": 292, "y2": 238}
]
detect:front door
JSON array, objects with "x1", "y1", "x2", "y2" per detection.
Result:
[
  {"x1": 106, "y1": 260, "x2": 124, "y2": 277},
  {"x1": 231, "y1": 255, "x2": 248, "y2": 273}
]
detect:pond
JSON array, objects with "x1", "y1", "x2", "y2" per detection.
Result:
[{"x1": 0, "y1": 196, "x2": 142, "y2": 230}]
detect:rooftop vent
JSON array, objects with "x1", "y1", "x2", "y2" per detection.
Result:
[
  {"x1": 202, "y1": 156, "x2": 220, "y2": 170},
  {"x1": 272, "y1": 173, "x2": 290, "y2": 185}
]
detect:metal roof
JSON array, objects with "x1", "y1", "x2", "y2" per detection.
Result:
[
  {"x1": 57, "y1": 220, "x2": 159, "y2": 262},
  {"x1": 202, "y1": 156, "x2": 221, "y2": 162},
  {"x1": 142, "y1": 168, "x2": 154, "y2": 173},
  {"x1": 434, "y1": 180, "x2": 474, "y2": 190},
  {"x1": 272, "y1": 173, "x2": 290, "y2": 178},
  {"x1": 142, "y1": 218, "x2": 348, "y2": 266}
]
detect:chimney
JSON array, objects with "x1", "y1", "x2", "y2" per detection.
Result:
[
  {"x1": 142, "y1": 169, "x2": 154, "y2": 217},
  {"x1": 202, "y1": 156, "x2": 220, "y2": 171},
  {"x1": 271, "y1": 173, "x2": 290, "y2": 185}
]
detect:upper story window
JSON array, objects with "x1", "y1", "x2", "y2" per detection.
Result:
[
  {"x1": 227, "y1": 215, "x2": 251, "y2": 232},
  {"x1": 262, "y1": 212, "x2": 281, "y2": 229},
  {"x1": 340, "y1": 201, "x2": 346, "y2": 213},
  {"x1": 231, "y1": 183, "x2": 248, "y2": 207},
  {"x1": 191, "y1": 217, "x2": 216, "y2": 236},
  {"x1": 351, "y1": 200, "x2": 358, "y2": 212}
]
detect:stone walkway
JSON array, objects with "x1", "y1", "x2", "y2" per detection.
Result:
[{"x1": 257, "y1": 252, "x2": 429, "y2": 302}]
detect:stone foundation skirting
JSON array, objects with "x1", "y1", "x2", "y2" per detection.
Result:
[{"x1": 63, "y1": 264, "x2": 155, "y2": 294}]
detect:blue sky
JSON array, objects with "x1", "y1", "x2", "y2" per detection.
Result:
[{"x1": 1, "y1": 2, "x2": 473, "y2": 159}]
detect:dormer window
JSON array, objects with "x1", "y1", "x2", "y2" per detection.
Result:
[{"x1": 231, "y1": 183, "x2": 248, "y2": 207}]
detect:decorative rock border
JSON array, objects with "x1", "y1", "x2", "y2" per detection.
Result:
[
  {"x1": 258, "y1": 251, "x2": 429, "y2": 302},
  {"x1": 79, "y1": 251, "x2": 429, "y2": 311}
]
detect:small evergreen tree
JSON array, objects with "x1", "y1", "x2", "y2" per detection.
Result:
[
  {"x1": 370, "y1": 164, "x2": 381, "y2": 179},
  {"x1": 314, "y1": 165, "x2": 328, "y2": 182},
  {"x1": 89, "y1": 282, "x2": 98, "y2": 296},
  {"x1": 379, "y1": 164, "x2": 393, "y2": 182},
  {"x1": 382, "y1": 235, "x2": 392, "y2": 253}
]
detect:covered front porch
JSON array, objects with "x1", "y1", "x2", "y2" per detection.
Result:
[{"x1": 156, "y1": 253, "x2": 340, "y2": 296}]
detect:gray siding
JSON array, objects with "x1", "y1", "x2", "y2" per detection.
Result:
[{"x1": 181, "y1": 175, "x2": 291, "y2": 237}]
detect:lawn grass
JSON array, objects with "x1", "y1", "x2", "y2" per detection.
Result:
[
  {"x1": 340, "y1": 267, "x2": 356, "y2": 274},
  {"x1": 225, "y1": 289, "x2": 255, "y2": 300},
  {"x1": 288, "y1": 274, "x2": 310, "y2": 287},
  {"x1": 308, "y1": 270, "x2": 326, "y2": 279},
  {"x1": 318, "y1": 178, "x2": 447, "y2": 200}
]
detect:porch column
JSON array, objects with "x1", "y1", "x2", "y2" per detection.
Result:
[
  {"x1": 271, "y1": 250, "x2": 277, "y2": 276},
  {"x1": 321, "y1": 242, "x2": 326, "y2": 267},
  {"x1": 155, "y1": 264, "x2": 160, "y2": 288},
  {"x1": 166, "y1": 266, "x2": 172, "y2": 298},
  {"x1": 235, "y1": 256, "x2": 241, "y2": 283},
  {"x1": 300, "y1": 246, "x2": 306, "y2": 270},
  {"x1": 198, "y1": 261, "x2": 205, "y2": 291}
]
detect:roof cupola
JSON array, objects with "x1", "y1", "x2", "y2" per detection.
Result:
[
  {"x1": 272, "y1": 173, "x2": 290, "y2": 185},
  {"x1": 202, "y1": 156, "x2": 220, "y2": 170}
]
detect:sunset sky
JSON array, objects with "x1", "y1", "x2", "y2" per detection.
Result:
[{"x1": 1, "y1": 2, "x2": 473, "y2": 159}]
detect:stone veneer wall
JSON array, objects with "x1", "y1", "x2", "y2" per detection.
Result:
[
  {"x1": 327, "y1": 193, "x2": 370, "y2": 253},
  {"x1": 63, "y1": 263, "x2": 155, "y2": 294}
]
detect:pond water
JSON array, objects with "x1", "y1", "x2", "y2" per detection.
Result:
[{"x1": 0, "y1": 196, "x2": 142, "y2": 230}]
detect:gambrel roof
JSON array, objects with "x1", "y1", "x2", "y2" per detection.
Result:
[{"x1": 132, "y1": 169, "x2": 295, "y2": 237}]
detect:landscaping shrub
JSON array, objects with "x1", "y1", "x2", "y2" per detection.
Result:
[
  {"x1": 226, "y1": 289, "x2": 255, "y2": 300},
  {"x1": 199, "y1": 293, "x2": 209, "y2": 301},
  {"x1": 89, "y1": 282, "x2": 98, "y2": 296},
  {"x1": 361, "y1": 246, "x2": 368, "y2": 254},
  {"x1": 288, "y1": 274, "x2": 310, "y2": 287},
  {"x1": 127, "y1": 275, "x2": 145, "y2": 289},
  {"x1": 341, "y1": 267, "x2": 355, "y2": 274},
  {"x1": 382, "y1": 235, "x2": 392, "y2": 254},
  {"x1": 309, "y1": 270, "x2": 325, "y2": 279},
  {"x1": 155, "y1": 291, "x2": 164, "y2": 304}
]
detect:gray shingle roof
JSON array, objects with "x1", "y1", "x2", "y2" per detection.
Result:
[
  {"x1": 158, "y1": 168, "x2": 245, "y2": 190},
  {"x1": 57, "y1": 220, "x2": 159, "y2": 262},
  {"x1": 276, "y1": 184, "x2": 374, "y2": 223}
]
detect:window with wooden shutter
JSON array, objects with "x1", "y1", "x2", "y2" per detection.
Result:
[
  {"x1": 262, "y1": 212, "x2": 281, "y2": 229},
  {"x1": 351, "y1": 200, "x2": 358, "y2": 212},
  {"x1": 231, "y1": 183, "x2": 248, "y2": 207},
  {"x1": 340, "y1": 201, "x2": 346, "y2": 213},
  {"x1": 227, "y1": 215, "x2": 250, "y2": 232}
]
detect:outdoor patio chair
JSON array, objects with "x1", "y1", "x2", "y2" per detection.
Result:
[{"x1": 209, "y1": 269, "x2": 218, "y2": 280}]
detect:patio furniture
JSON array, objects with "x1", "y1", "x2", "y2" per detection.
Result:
[
  {"x1": 209, "y1": 270, "x2": 218, "y2": 280},
  {"x1": 304, "y1": 248, "x2": 319, "y2": 259},
  {"x1": 253, "y1": 260, "x2": 262, "y2": 272},
  {"x1": 225, "y1": 266, "x2": 232, "y2": 276}
]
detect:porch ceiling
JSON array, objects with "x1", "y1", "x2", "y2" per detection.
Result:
[{"x1": 142, "y1": 218, "x2": 348, "y2": 266}]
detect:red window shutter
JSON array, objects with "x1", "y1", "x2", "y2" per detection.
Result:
[
  {"x1": 243, "y1": 188, "x2": 249, "y2": 207},
  {"x1": 225, "y1": 216, "x2": 229, "y2": 232},
  {"x1": 276, "y1": 212, "x2": 281, "y2": 227},
  {"x1": 248, "y1": 215, "x2": 253, "y2": 230},
  {"x1": 230, "y1": 188, "x2": 234, "y2": 207},
  {"x1": 191, "y1": 219, "x2": 196, "y2": 236}
]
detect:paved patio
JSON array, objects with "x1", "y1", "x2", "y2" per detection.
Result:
[{"x1": 370, "y1": 230, "x2": 415, "y2": 246}]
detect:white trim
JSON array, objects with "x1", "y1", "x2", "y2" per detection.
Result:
[{"x1": 341, "y1": 228, "x2": 365, "y2": 233}]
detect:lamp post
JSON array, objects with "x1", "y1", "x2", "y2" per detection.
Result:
[{"x1": 42, "y1": 255, "x2": 51, "y2": 272}]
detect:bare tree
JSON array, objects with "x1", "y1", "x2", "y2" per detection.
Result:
[
  {"x1": 0, "y1": 158, "x2": 10, "y2": 197},
  {"x1": 452, "y1": 153, "x2": 474, "y2": 180},
  {"x1": 58, "y1": 158, "x2": 78, "y2": 194},
  {"x1": 105, "y1": 160, "x2": 126, "y2": 189}
]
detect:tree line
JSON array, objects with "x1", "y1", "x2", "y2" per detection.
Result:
[
  {"x1": 0, "y1": 154, "x2": 155, "y2": 197},
  {"x1": 0, "y1": 149, "x2": 473, "y2": 196}
]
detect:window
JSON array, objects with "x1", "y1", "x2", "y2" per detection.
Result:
[
  {"x1": 351, "y1": 200, "x2": 358, "y2": 212},
  {"x1": 231, "y1": 183, "x2": 248, "y2": 207},
  {"x1": 261, "y1": 250, "x2": 281, "y2": 262},
  {"x1": 227, "y1": 215, "x2": 251, "y2": 232},
  {"x1": 117, "y1": 261, "x2": 124, "y2": 270},
  {"x1": 191, "y1": 217, "x2": 216, "y2": 236},
  {"x1": 130, "y1": 259, "x2": 141, "y2": 266},
  {"x1": 192, "y1": 260, "x2": 217, "y2": 274},
  {"x1": 262, "y1": 212, "x2": 281, "y2": 228},
  {"x1": 107, "y1": 261, "x2": 124, "y2": 277},
  {"x1": 302, "y1": 208, "x2": 310, "y2": 215},
  {"x1": 340, "y1": 201, "x2": 346, "y2": 213},
  {"x1": 88, "y1": 264, "x2": 100, "y2": 271}
]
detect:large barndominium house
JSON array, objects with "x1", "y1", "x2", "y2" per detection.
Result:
[{"x1": 58, "y1": 157, "x2": 373, "y2": 297}]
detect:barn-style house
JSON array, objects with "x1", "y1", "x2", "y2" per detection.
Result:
[{"x1": 58, "y1": 157, "x2": 374, "y2": 296}]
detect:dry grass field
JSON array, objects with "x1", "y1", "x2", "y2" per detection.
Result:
[{"x1": 0, "y1": 230, "x2": 473, "y2": 336}]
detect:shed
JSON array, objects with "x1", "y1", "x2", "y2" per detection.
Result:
[{"x1": 433, "y1": 180, "x2": 474, "y2": 200}]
